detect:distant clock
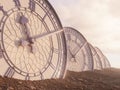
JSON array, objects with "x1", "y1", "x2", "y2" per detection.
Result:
[
  {"x1": 64, "y1": 27, "x2": 93, "y2": 72},
  {"x1": 95, "y1": 47, "x2": 111, "y2": 69},
  {"x1": 89, "y1": 44, "x2": 103, "y2": 70},
  {"x1": 0, "y1": 0, "x2": 67, "y2": 80}
]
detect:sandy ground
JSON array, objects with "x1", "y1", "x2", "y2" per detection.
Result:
[{"x1": 0, "y1": 68, "x2": 120, "y2": 90}]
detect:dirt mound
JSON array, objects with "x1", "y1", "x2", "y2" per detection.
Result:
[{"x1": 0, "y1": 68, "x2": 120, "y2": 90}]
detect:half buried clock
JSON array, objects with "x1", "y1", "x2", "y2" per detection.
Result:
[
  {"x1": 64, "y1": 27, "x2": 93, "y2": 72},
  {"x1": 89, "y1": 43, "x2": 103, "y2": 70},
  {"x1": 0, "y1": 0, "x2": 67, "y2": 80}
]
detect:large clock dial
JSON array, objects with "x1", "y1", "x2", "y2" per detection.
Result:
[
  {"x1": 95, "y1": 47, "x2": 111, "y2": 69},
  {"x1": 0, "y1": 0, "x2": 67, "y2": 80},
  {"x1": 64, "y1": 27, "x2": 93, "y2": 72}
]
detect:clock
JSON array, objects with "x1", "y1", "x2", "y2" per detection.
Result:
[
  {"x1": 64, "y1": 27, "x2": 93, "y2": 72},
  {"x1": 95, "y1": 47, "x2": 111, "y2": 69},
  {"x1": 89, "y1": 44, "x2": 103, "y2": 70},
  {"x1": 0, "y1": 0, "x2": 67, "y2": 80}
]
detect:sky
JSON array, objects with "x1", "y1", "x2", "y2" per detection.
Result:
[{"x1": 49, "y1": 0, "x2": 120, "y2": 68}]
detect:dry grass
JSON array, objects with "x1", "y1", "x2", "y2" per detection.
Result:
[{"x1": 0, "y1": 68, "x2": 120, "y2": 90}]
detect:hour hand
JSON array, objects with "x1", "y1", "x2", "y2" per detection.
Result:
[
  {"x1": 19, "y1": 15, "x2": 29, "y2": 25},
  {"x1": 16, "y1": 12, "x2": 29, "y2": 26},
  {"x1": 16, "y1": 12, "x2": 30, "y2": 39}
]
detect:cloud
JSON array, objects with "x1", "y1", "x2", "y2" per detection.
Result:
[
  {"x1": 49, "y1": 0, "x2": 120, "y2": 67},
  {"x1": 109, "y1": 0, "x2": 120, "y2": 17}
]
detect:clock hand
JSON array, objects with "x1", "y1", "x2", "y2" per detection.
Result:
[
  {"x1": 30, "y1": 29, "x2": 64, "y2": 40},
  {"x1": 70, "y1": 42, "x2": 87, "y2": 57},
  {"x1": 68, "y1": 49, "x2": 77, "y2": 62},
  {"x1": 19, "y1": 14, "x2": 31, "y2": 40},
  {"x1": 20, "y1": 29, "x2": 63, "y2": 53},
  {"x1": 15, "y1": 27, "x2": 63, "y2": 50},
  {"x1": 16, "y1": 12, "x2": 35, "y2": 53}
]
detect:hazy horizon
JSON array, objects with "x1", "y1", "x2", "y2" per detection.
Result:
[{"x1": 49, "y1": 0, "x2": 120, "y2": 68}]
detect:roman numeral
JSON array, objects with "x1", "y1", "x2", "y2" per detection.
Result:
[
  {"x1": 29, "y1": 0, "x2": 35, "y2": 11},
  {"x1": 13, "y1": 0, "x2": 21, "y2": 7},
  {"x1": 0, "y1": 6, "x2": 7, "y2": 15},
  {"x1": 4, "y1": 67, "x2": 15, "y2": 78},
  {"x1": 25, "y1": 74, "x2": 30, "y2": 80},
  {"x1": 40, "y1": 72, "x2": 44, "y2": 80}
]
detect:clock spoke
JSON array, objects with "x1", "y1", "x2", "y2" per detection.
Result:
[
  {"x1": 8, "y1": 18, "x2": 20, "y2": 38},
  {"x1": 41, "y1": 39, "x2": 51, "y2": 49},
  {"x1": 37, "y1": 41, "x2": 49, "y2": 60},
  {"x1": 5, "y1": 24, "x2": 14, "y2": 36},
  {"x1": 6, "y1": 46, "x2": 16, "y2": 56},
  {"x1": 4, "y1": 41, "x2": 14, "y2": 49},
  {"x1": 4, "y1": 67, "x2": 15, "y2": 78},
  {"x1": 28, "y1": 63, "x2": 36, "y2": 73},
  {"x1": 23, "y1": 60, "x2": 29, "y2": 73},
  {"x1": 31, "y1": 14, "x2": 38, "y2": 36},
  {"x1": 13, "y1": 13, "x2": 21, "y2": 29},
  {"x1": 3, "y1": 31, "x2": 14, "y2": 41},
  {"x1": 35, "y1": 43, "x2": 45, "y2": 61}
]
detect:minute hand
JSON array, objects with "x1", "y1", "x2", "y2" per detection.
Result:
[{"x1": 30, "y1": 29, "x2": 64, "y2": 40}]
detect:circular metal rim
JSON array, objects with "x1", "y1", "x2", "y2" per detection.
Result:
[
  {"x1": 63, "y1": 27, "x2": 94, "y2": 73},
  {"x1": 89, "y1": 43, "x2": 103, "y2": 70}
]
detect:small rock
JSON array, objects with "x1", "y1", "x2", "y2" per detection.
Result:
[
  {"x1": 65, "y1": 84, "x2": 69, "y2": 88},
  {"x1": 18, "y1": 81, "x2": 22, "y2": 84},
  {"x1": 7, "y1": 86, "x2": 14, "y2": 90},
  {"x1": 0, "y1": 87, "x2": 2, "y2": 90},
  {"x1": 30, "y1": 86, "x2": 36, "y2": 90},
  {"x1": 78, "y1": 78, "x2": 84, "y2": 81}
]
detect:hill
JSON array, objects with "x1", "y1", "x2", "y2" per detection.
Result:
[{"x1": 0, "y1": 68, "x2": 120, "y2": 90}]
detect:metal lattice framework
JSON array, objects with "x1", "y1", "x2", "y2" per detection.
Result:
[
  {"x1": 89, "y1": 44, "x2": 103, "y2": 70},
  {"x1": 0, "y1": 0, "x2": 67, "y2": 80},
  {"x1": 95, "y1": 47, "x2": 111, "y2": 68},
  {"x1": 64, "y1": 27, "x2": 93, "y2": 73}
]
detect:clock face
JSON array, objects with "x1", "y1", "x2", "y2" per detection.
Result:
[
  {"x1": 64, "y1": 27, "x2": 93, "y2": 72},
  {"x1": 89, "y1": 44, "x2": 103, "y2": 70},
  {"x1": 95, "y1": 47, "x2": 111, "y2": 69},
  {"x1": 0, "y1": 0, "x2": 67, "y2": 80}
]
